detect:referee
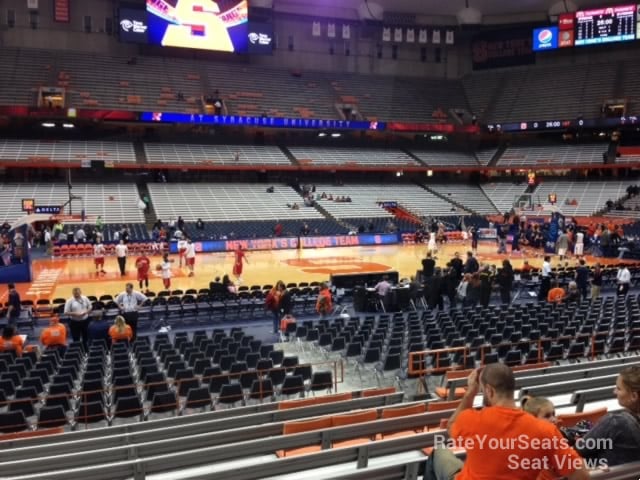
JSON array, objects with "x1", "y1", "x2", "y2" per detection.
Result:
[{"x1": 115, "y1": 283, "x2": 147, "y2": 340}]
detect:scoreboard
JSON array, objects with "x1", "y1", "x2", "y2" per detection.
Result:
[
  {"x1": 534, "y1": 3, "x2": 640, "y2": 50},
  {"x1": 574, "y1": 5, "x2": 636, "y2": 46}
]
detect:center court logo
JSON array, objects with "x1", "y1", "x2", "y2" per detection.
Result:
[{"x1": 538, "y1": 29, "x2": 553, "y2": 44}]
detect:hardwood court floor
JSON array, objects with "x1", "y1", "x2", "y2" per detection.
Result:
[{"x1": 4, "y1": 241, "x2": 635, "y2": 302}]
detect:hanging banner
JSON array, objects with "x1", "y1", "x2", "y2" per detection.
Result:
[
  {"x1": 54, "y1": 0, "x2": 70, "y2": 23},
  {"x1": 446, "y1": 30, "x2": 455, "y2": 45},
  {"x1": 472, "y1": 27, "x2": 535, "y2": 70}
]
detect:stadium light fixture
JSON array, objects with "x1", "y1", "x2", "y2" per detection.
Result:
[
  {"x1": 318, "y1": 132, "x2": 327, "y2": 137},
  {"x1": 62, "y1": 123, "x2": 75, "y2": 129},
  {"x1": 457, "y1": 0, "x2": 482, "y2": 25},
  {"x1": 41, "y1": 122, "x2": 55, "y2": 128},
  {"x1": 331, "y1": 133, "x2": 341, "y2": 138}
]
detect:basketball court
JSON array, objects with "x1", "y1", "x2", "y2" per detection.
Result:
[{"x1": 3, "y1": 240, "x2": 631, "y2": 303}]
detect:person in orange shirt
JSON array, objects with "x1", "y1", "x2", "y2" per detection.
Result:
[
  {"x1": 40, "y1": 316, "x2": 67, "y2": 350},
  {"x1": 315, "y1": 283, "x2": 333, "y2": 319},
  {"x1": 108, "y1": 315, "x2": 133, "y2": 343},
  {"x1": 0, "y1": 325, "x2": 24, "y2": 356},
  {"x1": 424, "y1": 363, "x2": 589, "y2": 480},
  {"x1": 547, "y1": 282, "x2": 566, "y2": 303}
]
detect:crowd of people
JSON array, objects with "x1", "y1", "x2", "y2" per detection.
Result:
[{"x1": 418, "y1": 251, "x2": 514, "y2": 310}]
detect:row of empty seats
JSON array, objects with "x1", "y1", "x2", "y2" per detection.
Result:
[
  {"x1": 0, "y1": 183, "x2": 144, "y2": 224},
  {"x1": 462, "y1": 62, "x2": 616, "y2": 123},
  {"x1": 497, "y1": 143, "x2": 606, "y2": 167},
  {"x1": 410, "y1": 150, "x2": 479, "y2": 167},
  {"x1": 425, "y1": 183, "x2": 498, "y2": 215},
  {"x1": 144, "y1": 144, "x2": 291, "y2": 166},
  {"x1": 9, "y1": 46, "x2": 640, "y2": 125},
  {"x1": 326, "y1": 72, "x2": 469, "y2": 123},
  {"x1": 288, "y1": 147, "x2": 418, "y2": 167},
  {"x1": 479, "y1": 182, "x2": 529, "y2": 215},
  {"x1": 148, "y1": 183, "x2": 324, "y2": 222},
  {"x1": 532, "y1": 180, "x2": 630, "y2": 216},
  {"x1": 0, "y1": 47, "x2": 467, "y2": 122},
  {"x1": 313, "y1": 183, "x2": 462, "y2": 219},
  {"x1": 0, "y1": 140, "x2": 136, "y2": 164}
]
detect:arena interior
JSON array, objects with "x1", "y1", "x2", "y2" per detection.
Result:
[{"x1": 0, "y1": 0, "x2": 639, "y2": 478}]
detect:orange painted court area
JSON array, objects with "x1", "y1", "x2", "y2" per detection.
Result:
[{"x1": 7, "y1": 241, "x2": 637, "y2": 301}]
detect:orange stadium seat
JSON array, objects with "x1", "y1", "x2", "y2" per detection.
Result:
[
  {"x1": 427, "y1": 399, "x2": 462, "y2": 412},
  {"x1": 378, "y1": 403, "x2": 427, "y2": 439},
  {"x1": 330, "y1": 409, "x2": 378, "y2": 448},
  {"x1": 434, "y1": 369, "x2": 473, "y2": 400},
  {"x1": 361, "y1": 386, "x2": 396, "y2": 397},
  {"x1": 278, "y1": 392, "x2": 352, "y2": 410},
  {"x1": 277, "y1": 416, "x2": 332, "y2": 457},
  {"x1": 557, "y1": 407, "x2": 608, "y2": 428}
]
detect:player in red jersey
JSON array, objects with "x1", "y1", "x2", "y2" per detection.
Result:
[
  {"x1": 93, "y1": 241, "x2": 106, "y2": 275},
  {"x1": 135, "y1": 253, "x2": 151, "y2": 291},
  {"x1": 232, "y1": 245, "x2": 248, "y2": 283}
]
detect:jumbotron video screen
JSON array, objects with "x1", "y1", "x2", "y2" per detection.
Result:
[{"x1": 146, "y1": 0, "x2": 249, "y2": 53}]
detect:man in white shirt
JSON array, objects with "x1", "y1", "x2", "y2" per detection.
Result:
[
  {"x1": 64, "y1": 287, "x2": 92, "y2": 347},
  {"x1": 75, "y1": 227, "x2": 86, "y2": 243},
  {"x1": 617, "y1": 266, "x2": 631, "y2": 296},
  {"x1": 177, "y1": 237, "x2": 188, "y2": 267},
  {"x1": 44, "y1": 228, "x2": 52, "y2": 255},
  {"x1": 374, "y1": 275, "x2": 392, "y2": 297},
  {"x1": 539, "y1": 255, "x2": 552, "y2": 300},
  {"x1": 115, "y1": 283, "x2": 147, "y2": 340},
  {"x1": 185, "y1": 238, "x2": 196, "y2": 277},
  {"x1": 115, "y1": 239, "x2": 128, "y2": 277}
]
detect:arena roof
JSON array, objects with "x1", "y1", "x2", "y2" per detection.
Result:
[{"x1": 281, "y1": 0, "x2": 619, "y2": 22}]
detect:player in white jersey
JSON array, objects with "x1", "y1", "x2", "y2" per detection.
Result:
[
  {"x1": 185, "y1": 238, "x2": 196, "y2": 277},
  {"x1": 160, "y1": 253, "x2": 173, "y2": 289},
  {"x1": 177, "y1": 238, "x2": 188, "y2": 267},
  {"x1": 93, "y1": 242, "x2": 106, "y2": 275},
  {"x1": 574, "y1": 231, "x2": 584, "y2": 257}
]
